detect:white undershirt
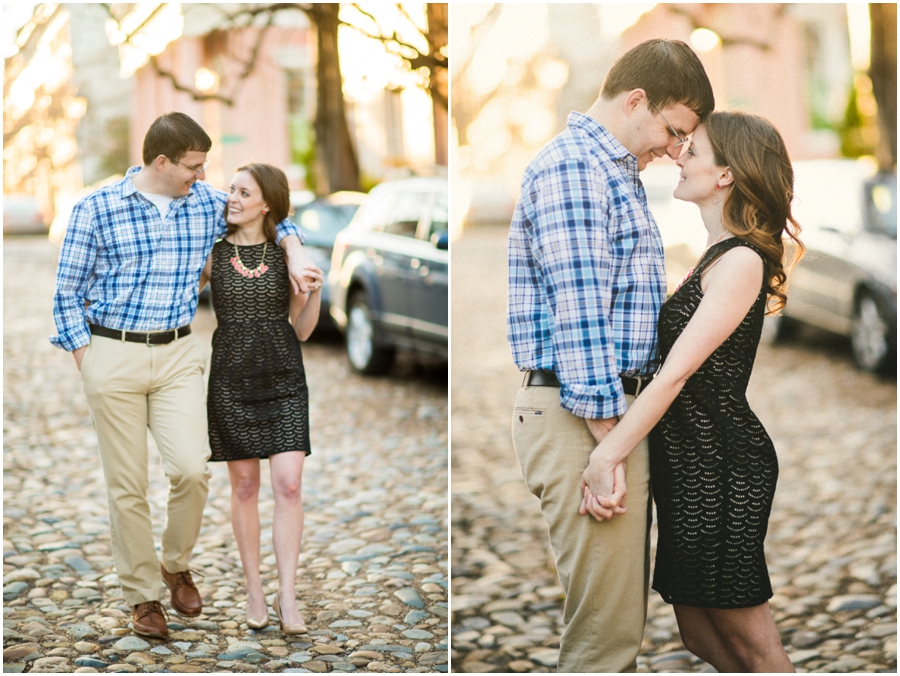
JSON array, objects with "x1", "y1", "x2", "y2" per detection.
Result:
[{"x1": 140, "y1": 192, "x2": 175, "y2": 220}]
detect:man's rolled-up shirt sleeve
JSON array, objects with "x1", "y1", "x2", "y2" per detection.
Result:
[
  {"x1": 51, "y1": 199, "x2": 98, "y2": 352},
  {"x1": 274, "y1": 217, "x2": 304, "y2": 245},
  {"x1": 528, "y1": 159, "x2": 627, "y2": 420}
]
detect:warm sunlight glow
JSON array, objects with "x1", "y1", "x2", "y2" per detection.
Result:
[
  {"x1": 466, "y1": 4, "x2": 549, "y2": 97},
  {"x1": 108, "y1": 3, "x2": 184, "y2": 78},
  {"x1": 846, "y1": 3, "x2": 871, "y2": 70},
  {"x1": 339, "y1": 3, "x2": 429, "y2": 102},
  {"x1": 194, "y1": 67, "x2": 218, "y2": 92},
  {"x1": 6, "y1": 8, "x2": 69, "y2": 120},
  {"x1": 598, "y1": 4, "x2": 656, "y2": 38},
  {"x1": 690, "y1": 27, "x2": 721, "y2": 53}
]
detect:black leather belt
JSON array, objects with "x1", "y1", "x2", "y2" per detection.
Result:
[
  {"x1": 524, "y1": 369, "x2": 653, "y2": 396},
  {"x1": 89, "y1": 323, "x2": 191, "y2": 345}
]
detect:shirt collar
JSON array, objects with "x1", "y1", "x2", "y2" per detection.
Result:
[
  {"x1": 566, "y1": 111, "x2": 640, "y2": 183},
  {"x1": 121, "y1": 165, "x2": 192, "y2": 201},
  {"x1": 566, "y1": 111, "x2": 637, "y2": 169},
  {"x1": 120, "y1": 166, "x2": 141, "y2": 198}
]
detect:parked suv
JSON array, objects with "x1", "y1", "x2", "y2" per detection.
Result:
[
  {"x1": 328, "y1": 176, "x2": 448, "y2": 374},
  {"x1": 290, "y1": 190, "x2": 366, "y2": 330},
  {"x1": 644, "y1": 158, "x2": 897, "y2": 375},
  {"x1": 775, "y1": 160, "x2": 897, "y2": 374}
]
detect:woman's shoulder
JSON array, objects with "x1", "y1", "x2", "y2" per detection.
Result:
[{"x1": 703, "y1": 240, "x2": 764, "y2": 287}]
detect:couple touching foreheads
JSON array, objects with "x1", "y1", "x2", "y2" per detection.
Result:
[
  {"x1": 53, "y1": 112, "x2": 321, "y2": 638},
  {"x1": 508, "y1": 39, "x2": 804, "y2": 672}
]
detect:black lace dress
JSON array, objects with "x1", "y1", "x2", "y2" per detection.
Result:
[
  {"x1": 649, "y1": 238, "x2": 776, "y2": 608},
  {"x1": 207, "y1": 239, "x2": 310, "y2": 461}
]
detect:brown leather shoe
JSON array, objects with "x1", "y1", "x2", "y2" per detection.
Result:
[
  {"x1": 132, "y1": 600, "x2": 168, "y2": 639},
  {"x1": 160, "y1": 564, "x2": 202, "y2": 617}
]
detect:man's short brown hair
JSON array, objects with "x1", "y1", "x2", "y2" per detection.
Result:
[
  {"x1": 601, "y1": 39, "x2": 714, "y2": 120},
  {"x1": 142, "y1": 112, "x2": 212, "y2": 165}
]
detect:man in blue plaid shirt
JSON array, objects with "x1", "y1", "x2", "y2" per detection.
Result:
[
  {"x1": 51, "y1": 112, "x2": 311, "y2": 639},
  {"x1": 508, "y1": 40, "x2": 714, "y2": 672}
]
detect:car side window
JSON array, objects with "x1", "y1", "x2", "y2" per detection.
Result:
[
  {"x1": 866, "y1": 179, "x2": 897, "y2": 238},
  {"x1": 354, "y1": 192, "x2": 394, "y2": 233},
  {"x1": 383, "y1": 192, "x2": 426, "y2": 238},
  {"x1": 426, "y1": 191, "x2": 449, "y2": 241}
]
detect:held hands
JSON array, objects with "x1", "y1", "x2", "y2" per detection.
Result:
[
  {"x1": 286, "y1": 255, "x2": 311, "y2": 295},
  {"x1": 579, "y1": 452, "x2": 628, "y2": 522},
  {"x1": 302, "y1": 263, "x2": 324, "y2": 293}
]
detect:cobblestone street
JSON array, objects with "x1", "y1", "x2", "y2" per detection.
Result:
[
  {"x1": 450, "y1": 225, "x2": 896, "y2": 673},
  {"x1": 3, "y1": 237, "x2": 448, "y2": 673}
]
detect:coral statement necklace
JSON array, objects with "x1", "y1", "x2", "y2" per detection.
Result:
[{"x1": 230, "y1": 241, "x2": 269, "y2": 278}]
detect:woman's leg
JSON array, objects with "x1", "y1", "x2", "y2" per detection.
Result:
[
  {"x1": 227, "y1": 459, "x2": 267, "y2": 621},
  {"x1": 674, "y1": 605, "x2": 746, "y2": 673},
  {"x1": 705, "y1": 602, "x2": 795, "y2": 672},
  {"x1": 269, "y1": 451, "x2": 307, "y2": 625}
]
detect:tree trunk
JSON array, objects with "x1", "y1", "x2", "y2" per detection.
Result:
[
  {"x1": 869, "y1": 3, "x2": 897, "y2": 169},
  {"x1": 313, "y1": 4, "x2": 360, "y2": 192},
  {"x1": 427, "y1": 3, "x2": 448, "y2": 166}
]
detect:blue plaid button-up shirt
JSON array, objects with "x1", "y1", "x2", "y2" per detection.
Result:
[
  {"x1": 51, "y1": 166, "x2": 303, "y2": 352},
  {"x1": 508, "y1": 112, "x2": 666, "y2": 420}
]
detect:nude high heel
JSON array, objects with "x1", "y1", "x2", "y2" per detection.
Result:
[
  {"x1": 273, "y1": 593, "x2": 308, "y2": 635},
  {"x1": 246, "y1": 607, "x2": 269, "y2": 630}
]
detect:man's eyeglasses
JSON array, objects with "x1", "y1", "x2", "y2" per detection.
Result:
[
  {"x1": 169, "y1": 158, "x2": 210, "y2": 176},
  {"x1": 647, "y1": 98, "x2": 689, "y2": 147}
]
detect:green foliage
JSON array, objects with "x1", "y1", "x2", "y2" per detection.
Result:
[
  {"x1": 839, "y1": 81, "x2": 877, "y2": 159},
  {"x1": 98, "y1": 115, "x2": 130, "y2": 181},
  {"x1": 289, "y1": 115, "x2": 317, "y2": 194},
  {"x1": 358, "y1": 173, "x2": 380, "y2": 193}
]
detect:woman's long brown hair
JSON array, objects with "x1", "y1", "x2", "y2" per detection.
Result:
[{"x1": 704, "y1": 111, "x2": 804, "y2": 314}]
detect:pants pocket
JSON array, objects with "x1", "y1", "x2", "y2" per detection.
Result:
[
  {"x1": 79, "y1": 342, "x2": 95, "y2": 383},
  {"x1": 513, "y1": 406, "x2": 545, "y2": 424}
]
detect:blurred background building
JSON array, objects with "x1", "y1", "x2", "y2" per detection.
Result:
[
  {"x1": 451, "y1": 3, "x2": 896, "y2": 232},
  {"x1": 4, "y1": 2, "x2": 448, "y2": 228}
]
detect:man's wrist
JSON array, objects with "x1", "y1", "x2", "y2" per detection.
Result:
[{"x1": 585, "y1": 415, "x2": 618, "y2": 443}]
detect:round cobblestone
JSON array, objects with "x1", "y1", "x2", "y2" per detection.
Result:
[
  {"x1": 451, "y1": 225, "x2": 897, "y2": 674},
  {"x1": 3, "y1": 237, "x2": 448, "y2": 672}
]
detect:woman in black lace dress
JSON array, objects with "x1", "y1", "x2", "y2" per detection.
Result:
[
  {"x1": 199, "y1": 163, "x2": 322, "y2": 634},
  {"x1": 580, "y1": 112, "x2": 803, "y2": 672}
]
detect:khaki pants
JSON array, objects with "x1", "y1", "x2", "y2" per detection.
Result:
[
  {"x1": 80, "y1": 333, "x2": 211, "y2": 606},
  {"x1": 512, "y1": 385, "x2": 651, "y2": 673}
]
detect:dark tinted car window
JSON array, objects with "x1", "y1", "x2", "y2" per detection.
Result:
[
  {"x1": 384, "y1": 192, "x2": 426, "y2": 238},
  {"x1": 291, "y1": 203, "x2": 356, "y2": 247},
  {"x1": 866, "y1": 176, "x2": 897, "y2": 238},
  {"x1": 427, "y1": 191, "x2": 448, "y2": 241}
]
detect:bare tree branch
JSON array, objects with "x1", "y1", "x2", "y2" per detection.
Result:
[
  {"x1": 667, "y1": 5, "x2": 775, "y2": 51},
  {"x1": 147, "y1": 55, "x2": 234, "y2": 105},
  {"x1": 344, "y1": 4, "x2": 446, "y2": 72}
]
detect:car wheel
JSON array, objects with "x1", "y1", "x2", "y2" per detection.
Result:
[
  {"x1": 851, "y1": 293, "x2": 893, "y2": 374},
  {"x1": 346, "y1": 292, "x2": 394, "y2": 375}
]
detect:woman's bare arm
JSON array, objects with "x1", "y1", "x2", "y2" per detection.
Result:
[{"x1": 581, "y1": 246, "x2": 764, "y2": 520}]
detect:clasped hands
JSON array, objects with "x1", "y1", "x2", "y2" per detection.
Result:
[
  {"x1": 286, "y1": 255, "x2": 323, "y2": 294},
  {"x1": 301, "y1": 263, "x2": 324, "y2": 292},
  {"x1": 579, "y1": 449, "x2": 628, "y2": 522}
]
